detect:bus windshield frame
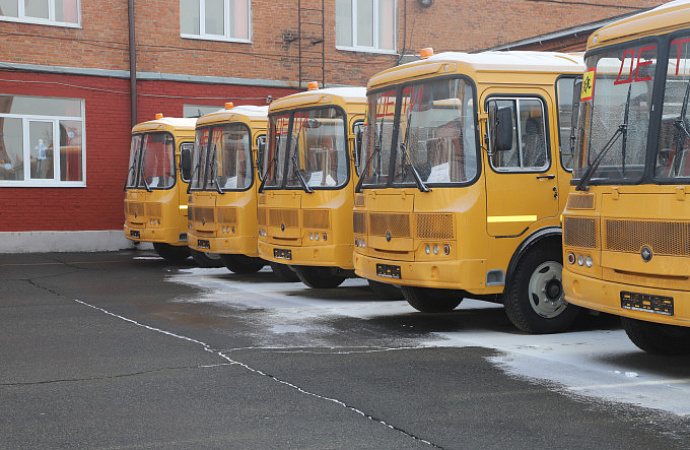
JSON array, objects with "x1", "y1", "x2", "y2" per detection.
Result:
[
  {"x1": 359, "y1": 75, "x2": 480, "y2": 190},
  {"x1": 262, "y1": 105, "x2": 350, "y2": 192},
  {"x1": 125, "y1": 131, "x2": 176, "y2": 191},
  {"x1": 190, "y1": 122, "x2": 254, "y2": 193}
]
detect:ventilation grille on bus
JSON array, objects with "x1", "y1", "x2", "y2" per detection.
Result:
[
  {"x1": 563, "y1": 216, "x2": 598, "y2": 249},
  {"x1": 369, "y1": 213, "x2": 411, "y2": 238},
  {"x1": 353, "y1": 211, "x2": 366, "y2": 235},
  {"x1": 354, "y1": 194, "x2": 365, "y2": 208},
  {"x1": 566, "y1": 194, "x2": 595, "y2": 210},
  {"x1": 257, "y1": 208, "x2": 266, "y2": 227},
  {"x1": 303, "y1": 210, "x2": 329, "y2": 230},
  {"x1": 417, "y1": 213, "x2": 454, "y2": 239},
  {"x1": 190, "y1": 206, "x2": 214, "y2": 224},
  {"x1": 605, "y1": 219, "x2": 690, "y2": 256},
  {"x1": 127, "y1": 202, "x2": 144, "y2": 217},
  {"x1": 218, "y1": 207, "x2": 237, "y2": 225},
  {"x1": 145, "y1": 203, "x2": 162, "y2": 218},
  {"x1": 268, "y1": 208, "x2": 299, "y2": 228}
]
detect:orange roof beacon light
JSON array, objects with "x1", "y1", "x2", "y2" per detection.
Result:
[
  {"x1": 307, "y1": 81, "x2": 319, "y2": 91},
  {"x1": 225, "y1": 102, "x2": 234, "y2": 110},
  {"x1": 155, "y1": 113, "x2": 164, "y2": 120},
  {"x1": 420, "y1": 48, "x2": 434, "y2": 59}
]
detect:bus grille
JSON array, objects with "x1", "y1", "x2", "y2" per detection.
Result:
[
  {"x1": 268, "y1": 208, "x2": 299, "y2": 228},
  {"x1": 563, "y1": 216, "x2": 598, "y2": 249},
  {"x1": 218, "y1": 207, "x2": 237, "y2": 225},
  {"x1": 127, "y1": 202, "x2": 144, "y2": 217},
  {"x1": 353, "y1": 212, "x2": 366, "y2": 234},
  {"x1": 145, "y1": 203, "x2": 162, "y2": 217},
  {"x1": 417, "y1": 213, "x2": 454, "y2": 239},
  {"x1": 190, "y1": 206, "x2": 214, "y2": 224},
  {"x1": 303, "y1": 210, "x2": 329, "y2": 230},
  {"x1": 257, "y1": 208, "x2": 266, "y2": 226},
  {"x1": 605, "y1": 219, "x2": 690, "y2": 256},
  {"x1": 369, "y1": 213, "x2": 411, "y2": 238},
  {"x1": 566, "y1": 194, "x2": 595, "y2": 210}
]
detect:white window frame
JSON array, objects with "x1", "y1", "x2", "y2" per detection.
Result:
[
  {"x1": 0, "y1": 0, "x2": 81, "y2": 28},
  {"x1": 180, "y1": 0, "x2": 252, "y2": 44},
  {"x1": 336, "y1": 0, "x2": 397, "y2": 55},
  {"x1": 0, "y1": 100, "x2": 86, "y2": 188}
]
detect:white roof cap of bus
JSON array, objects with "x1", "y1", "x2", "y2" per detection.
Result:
[
  {"x1": 424, "y1": 51, "x2": 584, "y2": 70},
  {"x1": 210, "y1": 104, "x2": 269, "y2": 116},
  {"x1": 652, "y1": 0, "x2": 690, "y2": 10},
  {"x1": 150, "y1": 117, "x2": 197, "y2": 127}
]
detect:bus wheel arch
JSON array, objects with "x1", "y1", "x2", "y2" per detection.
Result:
[{"x1": 503, "y1": 229, "x2": 581, "y2": 333}]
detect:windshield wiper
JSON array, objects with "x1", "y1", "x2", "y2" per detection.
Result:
[
  {"x1": 672, "y1": 80, "x2": 690, "y2": 176},
  {"x1": 575, "y1": 85, "x2": 631, "y2": 191},
  {"x1": 399, "y1": 110, "x2": 430, "y2": 193},
  {"x1": 212, "y1": 170, "x2": 225, "y2": 195},
  {"x1": 290, "y1": 152, "x2": 313, "y2": 193}
]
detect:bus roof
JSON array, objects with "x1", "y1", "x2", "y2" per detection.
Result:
[
  {"x1": 588, "y1": 0, "x2": 690, "y2": 50},
  {"x1": 367, "y1": 51, "x2": 584, "y2": 90},
  {"x1": 196, "y1": 105, "x2": 269, "y2": 127},
  {"x1": 269, "y1": 87, "x2": 367, "y2": 113},
  {"x1": 131, "y1": 117, "x2": 197, "y2": 134}
]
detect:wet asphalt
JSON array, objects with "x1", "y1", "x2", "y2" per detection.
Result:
[{"x1": 1, "y1": 249, "x2": 689, "y2": 449}]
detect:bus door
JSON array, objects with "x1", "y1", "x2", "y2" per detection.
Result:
[
  {"x1": 484, "y1": 95, "x2": 559, "y2": 237},
  {"x1": 178, "y1": 141, "x2": 194, "y2": 215}
]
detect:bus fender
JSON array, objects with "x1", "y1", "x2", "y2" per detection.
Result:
[{"x1": 504, "y1": 226, "x2": 562, "y2": 289}]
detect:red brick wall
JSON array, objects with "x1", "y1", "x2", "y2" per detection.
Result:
[
  {"x1": 0, "y1": 72, "x2": 295, "y2": 232},
  {"x1": 0, "y1": 1, "x2": 669, "y2": 88}
]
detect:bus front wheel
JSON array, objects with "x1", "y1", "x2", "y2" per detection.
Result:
[
  {"x1": 402, "y1": 286, "x2": 462, "y2": 313},
  {"x1": 293, "y1": 266, "x2": 346, "y2": 289},
  {"x1": 219, "y1": 254, "x2": 266, "y2": 274},
  {"x1": 368, "y1": 279, "x2": 405, "y2": 300},
  {"x1": 270, "y1": 262, "x2": 300, "y2": 282},
  {"x1": 621, "y1": 317, "x2": 690, "y2": 355},
  {"x1": 190, "y1": 250, "x2": 225, "y2": 268},
  {"x1": 504, "y1": 245, "x2": 580, "y2": 334},
  {"x1": 153, "y1": 243, "x2": 190, "y2": 263}
]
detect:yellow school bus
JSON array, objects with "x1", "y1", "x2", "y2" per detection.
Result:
[
  {"x1": 562, "y1": 1, "x2": 690, "y2": 353},
  {"x1": 186, "y1": 104, "x2": 287, "y2": 274},
  {"x1": 124, "y1": 115, "x2": 195, "y2": 261},
  {"x1": 353, "y1": 50, "x2": 584, "y2": 332},
  {"x1": 257, "y1": 84, "x2": 399, "y2": 292}
]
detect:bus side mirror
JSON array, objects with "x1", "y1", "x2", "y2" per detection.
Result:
[
  {"x1": 256, "y1": 138, "x2": 266, "y2": 181},
  {"x1": 493, "y1": 106, "x2": 513, "y2": 152},
  {"x1": 180, "y1": 144, "x2": 192, "y2": 182}
]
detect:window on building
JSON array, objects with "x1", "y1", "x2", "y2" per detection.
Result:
[
  {"x1": 336, "y1": 0, "x2": 396, "y2": 53},
  {"x1": 0, "y1": 0, "x2": 80, "y2": 26},
  {"x1": 183, "y1": 104, "x2": 224, "y2": 118},
  {"x1": 0, "y1": 94, "x2": 85, "y2": 186},
  {"x1": 180, "y1": 0, "x2": 250, "y2": 42}
]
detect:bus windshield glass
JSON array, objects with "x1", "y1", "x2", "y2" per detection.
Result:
[
  {"x1": 655, "y1": 35, "x2": 690, "y2": 180},
  {"x1": 264, "y1": 107, "x2": 348, "y2": 190},
  {"x1": 575, "y1": 44, "x2": 656, "y2": 186},
  {"x1": 191, "y1": 124, "x2": 253, "y2": 191},
  {"x1": 126, "y1": 132, "x2": 175, "y2": 190},
  {"x1": 361, "y1": 77, "x2": 478, "y2": 188}
]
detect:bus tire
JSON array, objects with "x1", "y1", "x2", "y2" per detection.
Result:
[
  {"x1": 293, "y1": 266, "x2": 346, "y2": 289},
  {"x1": 190, "y1": 250, "x2": 225, "y2": 268},
  {"x1": 270, "y1": 262, "x2": 300, "y2": 282},
  {"x1": 153, "y1": 243, "x2": 190, "y2": 262},
  {"x1": 402, "y1": 286, "x2": 462, "y2": 313},
  {"x1": 504, "y1": 245, "x2": 580, "y2": 334},
  {"x1": 621, "y1": 317, "x2": 690, "y2": 355},
  {"x1": 368, "y1": 279, "x2": 405, "y2": 300},
  {"x1": 219, "y1": 254, "x2": 266, "y2": 273}
]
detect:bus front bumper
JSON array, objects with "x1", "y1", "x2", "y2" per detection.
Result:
[
  {"x1": 124, "y1": 224, "x2": 185, "y2": 245},
  {"x1": 187, "y1": 233, "x2": 259, "y2": 257},
  {"x1": 258, "y1": 240, "x2": 353, "y2": 269},
  {"x1": 565, "y1": 270, "x2": 690, "y2": 327}
]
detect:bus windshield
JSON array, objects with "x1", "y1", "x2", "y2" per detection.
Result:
[
  {"x1": 360, "y1": 77, "x2": 478, "y2": 189},
  {"x1": 126, "y1": 132, "x2": 175, "y2": 190},
  {"x1": 263, "y1": 107, "x2": 348, "y2": 190},
  {"x1": 575, "y1": 44, "x2": 657, "y2": 186},
  {"x1": 191, "y1": 123, "x2": 253, "y2": 192}
]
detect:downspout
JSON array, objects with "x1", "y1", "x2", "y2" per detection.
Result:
[{"x1": 128, "y1": 0, "x2": 137, "y2": 127}]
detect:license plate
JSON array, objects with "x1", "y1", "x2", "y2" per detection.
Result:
[
  {"x1": 130, "y1": 230, "x2": 140, "y2": 239},
  {"x1": 621, "y1": 291, "x2": 674, "y2": 316},
  {"x1": 274, "y1": 248, "x2": 292, "y2": 260},
  {"x1": 376, "y1": 263, "x2": 401, "y2": 279},
  {"x1": 197, "y1": 239, "x2": 210, "y2": 250}
]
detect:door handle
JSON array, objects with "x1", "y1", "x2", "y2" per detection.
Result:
[{"x1": 536, "y1": 174, "x2": 555, "y2": 180}]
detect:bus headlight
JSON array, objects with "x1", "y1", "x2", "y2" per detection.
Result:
[{"x1": 585, "y1": 256, "x2": 593, "y2": 268}]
